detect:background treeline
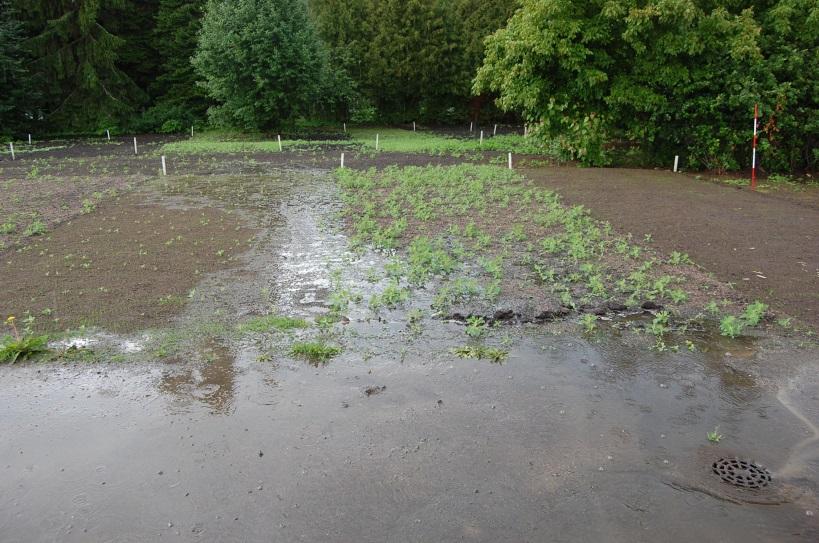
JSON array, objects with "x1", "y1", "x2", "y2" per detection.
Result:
[
  {"x1": 476, "y1": 0, "x2": 818, "y2": 172},
  {"x1": 1, "y1": 0, "x2": 816, "y2": 172},
  {"x1": 0, "y1": 0, "x2": 517, "y2": 134}
]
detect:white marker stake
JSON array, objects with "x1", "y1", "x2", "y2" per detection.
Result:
[
  {"x1": 673, "y1": 155, "x2": 679, "y2": 173},
  {"x1": 508, "y1": 152, "x2": 513, "y2": 170},
  {"x1": 413, "y1": 121, "x2": 416, "y2": 132},
  {"x1": 28, "y1": 134, "x2": 32, "y2": 145},
  {"x1": 375, "y1": 133, "x2": 379, "y2": 151},
  {"x1": 191, "y1": 126, "x2": 194, "y2": 138},
  {"x1": 278, "y1": 135, "x2": 282, "y2": 152},
  {"x1": 470, "y1": 121, "x2": 473, "y2": 133},
  {"x1": 161, "y1": 155, "x2": 167, "y2": 176},
  {"x1": 480, "y1": 130, "x2": 484, "y2": 145},
  {"x1": 340, "y1": 152, "x2": 345, "y2": 169},
  {"x1": 494, "y1": 124, "x2": 498, "y2": 136},
  {"x1": 343, "y1": 122, "x2": 347, "y2": 133},
  {"x1": 106, "y1": 129, "x2": 111, "y2": 141},
  {"x1": 9, "y1": 142, "x2": 15, "y2": 160},
  {"x1": 134, "y1": 137, "x2": 138, "y2": 155},
  {"x1": 524, "y1": 125, "x2": 528, "y2": 137}
]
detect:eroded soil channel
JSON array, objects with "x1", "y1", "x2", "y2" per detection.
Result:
[{"x1": 1, "y1": 151, "x2": 818, "y2": 541}]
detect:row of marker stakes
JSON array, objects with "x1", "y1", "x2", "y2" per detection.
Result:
[{"x1": 7, "y1": 128, "x2": 517, "y2": 172}]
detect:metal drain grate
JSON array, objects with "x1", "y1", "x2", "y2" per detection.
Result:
[{"x1": 712, "y1": 458, "x2": 772, "y2": 489}]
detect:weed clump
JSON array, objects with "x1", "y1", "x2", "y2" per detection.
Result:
[
  {"x1": 452, "y1": 345, "x2": 508, "y2": 363},
  {"x1": 719, "y1": 301, "x2": 768, "y2": 338},
  {"x1": 239, "y1": 315, "x2": 309, "y2": 333},
  {"x1": 0, "y1": 316, "x2": 49, "y2": 363},
  {"x1": 290, "y1": 341, "x2": 341, "y2": 364}
]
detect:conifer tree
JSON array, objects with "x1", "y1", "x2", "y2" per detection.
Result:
[
  {"x1": 0, "y1": 1, "x2": 34, "y2": 138},
  {"x1": 17, "y1": 0, "x2": 143, "y2": 131},
  {"x1": 143, "y1": 0, "x2": 209, "y2": 131}
]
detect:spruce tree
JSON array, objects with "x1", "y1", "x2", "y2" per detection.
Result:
[
  {"x1": 17, "y1": 0, "x2": 143, "y2": 131},
  {"x1": 143, "y1": 0, "x2": 209, "y2": 132},
  {"x1": 0, "y1": 1, "x2": 34, "y2": 138}
]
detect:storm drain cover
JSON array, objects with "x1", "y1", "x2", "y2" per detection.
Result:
[{"x1": 712, "y1": 458, "x2": 772, "y2": 489}]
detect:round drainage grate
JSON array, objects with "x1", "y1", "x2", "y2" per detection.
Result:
[{"x1": 712, "y1": 458, "x2": 772, "y2": 489}]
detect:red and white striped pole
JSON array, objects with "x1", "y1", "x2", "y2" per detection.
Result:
[{"x1": 751, "y1": 103, "x2": 759, "y2": 191}]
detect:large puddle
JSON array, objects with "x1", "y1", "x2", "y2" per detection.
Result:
[{"x1": 1, "y1": 168, "x2": 817, "y2": 541}]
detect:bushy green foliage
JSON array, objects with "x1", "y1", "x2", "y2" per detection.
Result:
[
  {"x1": 193, "y1": 0, "x2": 329, "y2": 130},
  {"x1": 309, "y1": 0, "x2": 517, "y2": 122},
  {"x1": 476, "y1": 0, "x2": 818, "y2": 172}
]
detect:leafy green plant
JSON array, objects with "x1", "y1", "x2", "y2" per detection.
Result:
[
  {"x1": 668, "y1": 251, "x2": 693, "y2": 266},
  {"x1": 23, "y1": 220, "x2": 46, "y2": 237},
  {"x1": 407, "y1": 308, "x2": 424, "y2": 335},
  {"x1": 705, "y1": 300, "x2": 720, "y2": 315},
  {"x1": 1, "y1": 316, "x2": 49, "y2": 363},
  {"x1": 707, "y1": 427, "x2": 723, "y2": 443},
  {"x1": 669, "y1": 289, "x2": 688, "y2": 304},
  {"x1": 465, "y1": 316, "x2": 487, "y2": 338},
  {"x1": 369, "y1": 280, "x2": 410, "y2": 310},
  {"x1": 580, "y1": 313, "x2": 597, "y2": 334},
  {"x1": 742, "y1": 301, "x2": 767, "y2": 326},
  {"x1": 649, "y1": 311, "x2": 670, "y2": 336},
  {"x1": 81, "y1": 198, "x2": 96, "y2": 214},
  {"x1": 719, "y1": 315, "x2": 744, "y2": 339}
]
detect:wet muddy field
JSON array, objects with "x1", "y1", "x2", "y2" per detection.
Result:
[{"x1": 1, "y1": 138, "x2": 818, "y2": 541}]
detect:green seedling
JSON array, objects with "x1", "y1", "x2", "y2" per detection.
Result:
[
  {"x1": 719, "y1": 315, "x2": 744, "y2": 338},
  {"x1": 707, "y1": 427, "x2": 723, "y2": 443},
  {"x1": 580, "y1": 313, "x2": 598, "y2": 334},
  {"x1": 649, "y1": 311, "x2": 670, "y2": 336},
  {"x1": 742, "y1": 301, "x2": 767, "y2": 326},
  {"x1": 23, "y1": 220, "x2": 46, "y2": 237},
  {"x1": 465, "y1": 316, "x2": 487, "y2": 338}
]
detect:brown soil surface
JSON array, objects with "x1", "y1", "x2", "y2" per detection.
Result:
[
  {"x1": 523, "y1": 166, "x2": 819, "y2": 329},
  {"x1": 0, "y1": 192, "x2": 256, "y2": 333}
]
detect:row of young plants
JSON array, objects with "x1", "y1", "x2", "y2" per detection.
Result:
[{"x1": 334, "y1": 163, "x2": 780, "y2": 353}]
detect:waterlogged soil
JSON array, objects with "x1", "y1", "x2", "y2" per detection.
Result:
[
  {"x1": 525, "y1": 166, "x2": 819, "y2": 330},
  {"x1": 0, "y1": 192, "x2": 256, "y2": 333},
  {"x1": 0, "y1": 137, "x2": 494, "y2": 250},
  {"x1": 0, "y1": 140, "x2": 818, "y2": 541}
]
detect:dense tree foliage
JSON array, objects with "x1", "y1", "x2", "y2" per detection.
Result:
[
  {"x1": 192, "y1": 0, "x2": 328, "y2": 130},
  {"x1": 309, "y1": 0, "x2": 518, "y2": 122},
  {"x1": 142, "y1": 0, "x2": 210, "y2": 132},
  {"x1": 0, "y1": 1, "x2": 34, "y2": 138},
  {"x1": 14, "y1": 0, "x2": 145, "y2": 131},
  {"x1": 475, "y1": 0, "x2": 818, "y2": 171}
]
